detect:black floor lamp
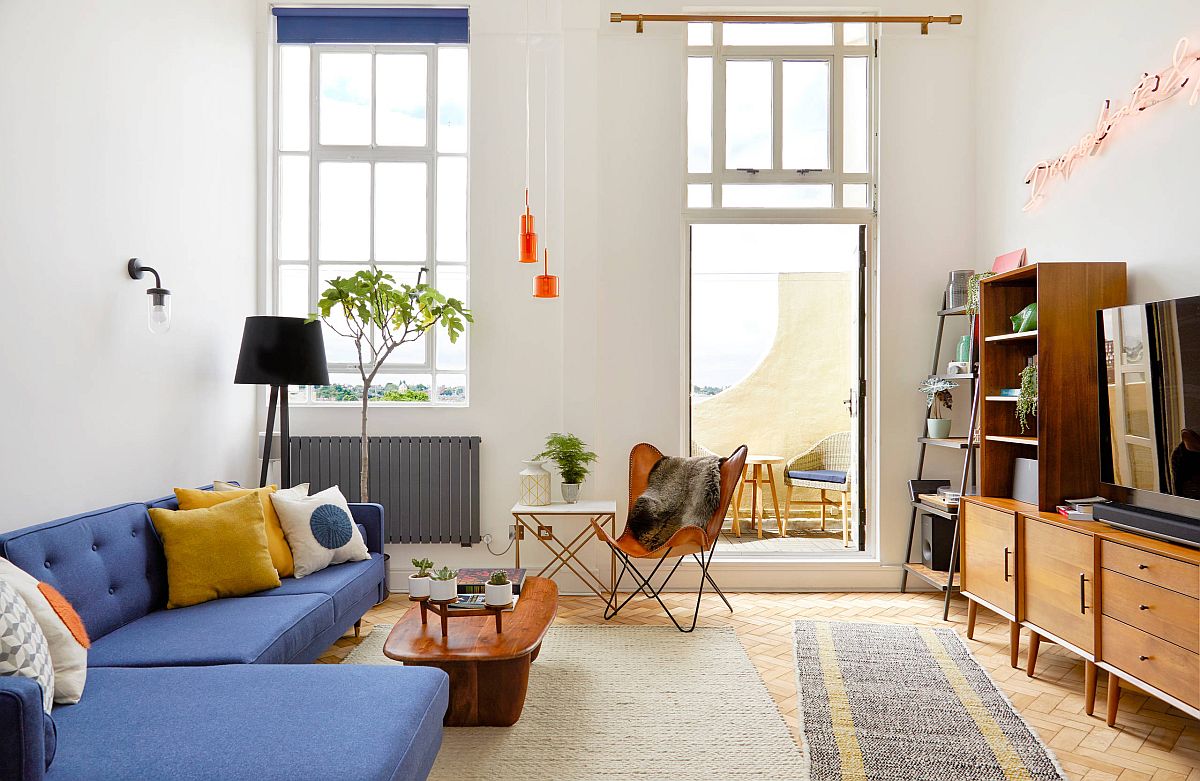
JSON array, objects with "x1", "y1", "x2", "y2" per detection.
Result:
[{"x1": 234, "y1": 316, "x2": 329, "y2": 488}]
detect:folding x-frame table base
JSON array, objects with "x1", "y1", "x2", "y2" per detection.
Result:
[{"x1": 511, "y1": 501, "x2": 617, "y2": 599}]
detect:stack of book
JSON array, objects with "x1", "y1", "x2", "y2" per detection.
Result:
[
  {"x1": 456, "y1": 568, "x2": 527, "y2": 595},
  {"x1": 1056, "y1": 496, "x2": 1109, "y2": 521}
]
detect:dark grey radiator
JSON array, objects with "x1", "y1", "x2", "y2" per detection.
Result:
[{"x1": 287, "y1": 435, "x2": 481, "y2": 545}]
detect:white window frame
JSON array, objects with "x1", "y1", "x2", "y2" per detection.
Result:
[
  {"x1": 271, "y1": 40, "x2": 470, "y2": 406},
  {"x1": 684, "y1": 21, "x2": 880, "y2": 560},
  {"x1": 685, "y1": 21, "x2": 877, "y2": 218}
]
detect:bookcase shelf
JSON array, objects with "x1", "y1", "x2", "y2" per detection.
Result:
[{"x1": 977, "y1": 262, "x2": 1127, "y2": 512}]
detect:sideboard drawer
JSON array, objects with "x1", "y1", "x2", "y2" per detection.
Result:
[
  {"x1": 1102, "y1": 616, "x2": 1200, "y2": 708},
  {"x1": 1101, "y1": 541, "x2": 1200, "y2": 598},
  {"x1": 1102, "y1": 569, "x2": 1199, "y2": 653}
]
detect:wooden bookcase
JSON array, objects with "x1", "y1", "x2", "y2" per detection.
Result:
[{"x1": 978, "y1": 262, "x2": 1127, "y2": 512}]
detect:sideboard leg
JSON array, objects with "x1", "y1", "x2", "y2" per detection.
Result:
[
  {"x1": 1009, "y1": 621, "x2": 1020, "y2": 669},
  {"x1": 966, "y1": 599, "x2": 977, "y2": 640},
  {"x1": 1106, "y1": 673, "x2": 1121, "y2": 727},
  {"x1": 1084, "y1": 660, "x2": 1097, "y2": 716},
  {"x1": 1025, "y1": 631, "x2": 1041, "y2": 678}
]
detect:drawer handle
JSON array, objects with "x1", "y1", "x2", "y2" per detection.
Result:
[
  {"x1": 1138, "y1": 564, "x2": 1150, "y2": 570},
  {"x1": 1079, "y1": 573, "x2": 1089, "y2": 614},
  {"x1": 1139, "y1": 604, "x2": 1150, "y2": 611},
  {"x1": 1004, "y1": 547, "x2": 1012, "y2": 581},
  {"x1": 1139, "y1": 655, "x2": 1150, "y2": 661}
]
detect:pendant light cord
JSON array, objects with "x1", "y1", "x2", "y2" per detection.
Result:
[{"x1": 524, "y1": 0, "x2": 531, "y2": 195}]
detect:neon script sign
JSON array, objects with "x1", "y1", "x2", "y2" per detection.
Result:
[{"x1": 1023, "y1": 37, "x2": 1200, "y2": 211}]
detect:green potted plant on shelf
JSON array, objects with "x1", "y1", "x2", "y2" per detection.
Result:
[
  {"x1": 538, "y1": 433, "x2": 599, "y2": 503},
  {"x1": 429, "y1": 566, "x2": 458, "y2": 602},
  {"x1": 409, "y1": 558, "x2": 434, "y2": 598},
  {"x1": 1016, "y1": 361, "x2": 1038, "y2": 434},
  {"x1": 309, "y1": 266, "x2": 472, "y2": 502},
  {"x1": 484, "y1": 570, "x2": 513, "y2": 607},
  {"x1": 919, "y1": 377, "x2": 957, "y2": 439}
]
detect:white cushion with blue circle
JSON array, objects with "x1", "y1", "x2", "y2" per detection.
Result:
[{"x1": 270, "y1": 487, "x2": 370, "y2": 579}]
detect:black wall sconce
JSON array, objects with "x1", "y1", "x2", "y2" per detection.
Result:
[{"x1": 127, "y1": 258, "x2": 171, "y2": 334}]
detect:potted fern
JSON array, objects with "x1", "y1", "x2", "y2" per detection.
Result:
[
  {"x1": 920, "y1": 377, "x2": 957, "y2": 439},
  {"x1": 484, "y1": 570, "x2": 513, "y2": 607},
  {"x1": 1017, "y1": 361, "x2": 1038, "y2": 434},
  {"x1": 409, "y1": 558, "x2": 434, "y2": 598},
  {"x1": 538, "y1": 433, "x2": 598, "y2": 503},
  {"x1": 429, "y1": 566, "x2": 458, "y2": 602}
]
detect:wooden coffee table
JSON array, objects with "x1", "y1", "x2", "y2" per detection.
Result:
[{"x1": 384, "y1": 576, "x2": 558, "y2": 727}]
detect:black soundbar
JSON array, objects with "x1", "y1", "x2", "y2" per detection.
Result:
[{"x1": 1093, "y1": 502, "x2": 1200, "y2": 549}]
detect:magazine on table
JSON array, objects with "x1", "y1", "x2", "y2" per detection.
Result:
[{"x1": 446, "y1": 593, "x2": 519, "y2": 611}]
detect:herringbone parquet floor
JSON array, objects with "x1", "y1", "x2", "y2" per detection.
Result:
[{"x1": 318, "y1": 591, "x2": 1200, "y2": 781}]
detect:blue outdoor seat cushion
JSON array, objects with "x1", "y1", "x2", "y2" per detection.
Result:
[
  {"x1": 48, "y1": 664, "x2": 449, "y2": 781},
  {"x1": 787, "y1": 469, "x2": 848, "y2": 484},
  {"x1": 87, "y1": 594, "x2": 334, "y2": 667},
  {"x1": 250, "y1": 554, "x2": 384, "y2": 620}
]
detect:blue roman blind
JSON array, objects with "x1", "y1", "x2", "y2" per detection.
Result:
[{"x1": 273, "y1": 7, "x2": 469, "y2": 45}]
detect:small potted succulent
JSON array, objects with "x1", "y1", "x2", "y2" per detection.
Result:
[
  {"x1": 409, "y1": 558, "x2": 434, "y2": 598},
  {"x1": 484, "y1": 570, "x2": 513, "y2": 607},
  {"x1": 429, "y1": 566, "x2": 458, "y2": 602},
  {"x1": 538, "y1": 432, "x2": 598, "y2": 503},
  {"x1": 919, "y1": 377, "x2": 957, "y2": 439}
]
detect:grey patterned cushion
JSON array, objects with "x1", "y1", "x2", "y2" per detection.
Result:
[{"x1": 0, "y1": 578, "x2": 55, "y2": 713}]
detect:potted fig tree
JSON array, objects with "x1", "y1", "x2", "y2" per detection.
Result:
[
  {"x1": 484, "y1": 570, "x2": 513, "y2": 607},
  {"x1": 429, "y1": 566, "x2": 458, "y2": 602},
  {"x1": 919, "y1": 377, "x2": 957, "y2": 439},
  {"x1": 538, "y1": 432, "x2": 598, "y2": 503},
  {"x1": 409, "y1": 558, "x2": 434, "y2": 598}
]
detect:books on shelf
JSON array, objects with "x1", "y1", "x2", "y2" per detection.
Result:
[
  {"x1": 446, "y1": 594, "x2": 519, "y2": 611},
  {"x1": 456, "y1": 568, "x2": 527, "y2": 595},
  {"x1": 918, "y1": 493, "x2": 958, "y2": 510},
  {"x1": 1057, "y1": 498, "x2": 1108, "y2": 520}
]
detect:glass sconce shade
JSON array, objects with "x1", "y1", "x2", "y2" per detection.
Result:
[
  {"x1": 533, "y1": 249, "x2": 559, "y2": 299},
  {"x1": 147, "y1": 289, "x2": 171, "y2": 334},
  {"x1": 519, "y1": 189, "x2": 538, "y2": 263}
]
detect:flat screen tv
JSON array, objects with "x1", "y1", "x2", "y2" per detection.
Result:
[{"x1": 1097, "y1": 295, "x2": 1200, "y2": 520}]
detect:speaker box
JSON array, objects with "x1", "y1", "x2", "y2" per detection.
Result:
[{"x1": 921, "y1": 514, "x2": 959, "y2": 572}]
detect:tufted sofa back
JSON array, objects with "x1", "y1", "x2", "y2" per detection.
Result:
[{"x1": 0, "y1": 503, "x2": 168, "y2": 641}]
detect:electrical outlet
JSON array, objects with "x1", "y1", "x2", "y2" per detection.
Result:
[
  {"x1": 508, "y1": 526, "x2": 516, "y2": 540},
  {"x1": 482, "y1": 533, "x2": 493, "y2": 545}
]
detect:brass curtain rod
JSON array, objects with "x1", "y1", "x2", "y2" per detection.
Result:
[{"x1": 610, "y1": 12, "x2": 963, "y2": 35}]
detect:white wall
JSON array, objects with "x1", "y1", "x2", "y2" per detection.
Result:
[
  {"x1": 975, "y1": 0, "x2": 1200, "y2": 304},
  {"x1": 0, "y1": 0, "x2": 259, "y2": 528},
  {"x1": 274, "y1": 0, "x2": 978, "y2": 590}
]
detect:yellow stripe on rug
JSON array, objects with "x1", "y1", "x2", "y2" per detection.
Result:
[
  {"x1": 918, "y1": 627, "x2": 1033, "y2": 781},
  {"x1": 815, "y1": 622, "x2": 867, "y2": 780}
]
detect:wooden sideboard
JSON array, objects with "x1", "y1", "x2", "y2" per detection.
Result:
[{"x1": 961, "y1": 496, "x2": 1200, "y2": 725}]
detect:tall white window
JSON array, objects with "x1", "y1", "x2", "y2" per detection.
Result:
[
  {"x1": 273, "y1": 42, "x2": 469, "y2": 405},
  {"x1": 686, "y1": 20, "x2": 874, "y2": 211}
]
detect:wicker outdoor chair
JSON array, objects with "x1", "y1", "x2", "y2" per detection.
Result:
[{"x1": 784, "y1": 431, "x2": 853, "y2": 547}]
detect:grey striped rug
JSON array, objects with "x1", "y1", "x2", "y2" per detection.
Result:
[{"x1": 793, "y1": 620, "x2": 1067, "y2": 781}]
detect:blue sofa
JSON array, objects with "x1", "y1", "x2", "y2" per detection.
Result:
[{"x1": 0, "y1": 491, "x2": 449, "y2": 781}]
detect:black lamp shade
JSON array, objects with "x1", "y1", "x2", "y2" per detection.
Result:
[{"x1": 234, "y1": 316, "x2": 330, "y2": 386}]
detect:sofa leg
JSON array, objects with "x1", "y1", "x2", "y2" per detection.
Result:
[{"x1": 354, "y1": 620, "x2": 361, "y2": 638}]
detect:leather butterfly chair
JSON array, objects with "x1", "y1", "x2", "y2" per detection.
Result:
[{"x1": 590, "y1": 443, "x2": 748, "y2": 633}]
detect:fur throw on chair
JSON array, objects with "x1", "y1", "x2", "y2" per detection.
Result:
[{"x1": 628, "y1": 455, "x2": 723, "y2": 550}]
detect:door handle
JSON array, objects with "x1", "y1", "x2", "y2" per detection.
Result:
[
  {"x1": 1003, "y1": 547, "x2": 1011, "y2": 581},
  {"x1": 1079, "y1": 573, "x2": 1090, "y2": 614}
]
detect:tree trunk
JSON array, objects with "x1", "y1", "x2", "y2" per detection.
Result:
[{"x1": 360, "y1": 389, "x2": 370, "y2": 502}]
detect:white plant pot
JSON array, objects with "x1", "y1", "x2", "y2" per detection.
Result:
[
  {"x1": 408, "y1": 574, "x2": 431, "y2": 598},
  {"x1": 561, "y1": 483, "x2": 582, "y2": 503},
  {"x1": 485, "y1": 581, "x2": 513, "y2": 607},
  {"x1": 429, "y1": 577, "x2": 458, "y2": 602},
  {"x1": 926, "y1": 418, "x2": 952, "y2": 439},
  {"x1": 520, "y1": 460, "x2": 552, "y2": 506}
]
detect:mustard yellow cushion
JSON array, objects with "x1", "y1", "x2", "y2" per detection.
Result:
[
  {"x1": 149, "y1": 493, "x2": 281, "y2": 609},
  {"x1": 175, "y1": 485, "x2": 295, "y2": 578}
]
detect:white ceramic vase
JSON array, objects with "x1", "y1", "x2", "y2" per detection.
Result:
[
  {"x1": 485, "y1": 581, "x2": 513, "y2": 607},
  {"x1": 520, "y1": 460, "x2": 552, "y2": 506},
  {"x1": 429, "y1": 577, "x2": 458, "y2": 602},
  {"x1": 926, "y1": 418, "x2": 952, "y2": 439},
  {"x1": 408, "y1": 574, "x2": 431, "y2": 598}
]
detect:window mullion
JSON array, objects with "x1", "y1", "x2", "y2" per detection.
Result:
[
  {"x1": 712, "y1": 23, "x2": 726, "y2": 208},
  {"x1": 831, "y1": 46, "x2": 844, "y2": 208}
]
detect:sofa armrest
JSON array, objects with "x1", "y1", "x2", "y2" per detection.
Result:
[
  {"x1": 349, "y1": 503, "x2": 385, "y2": 554},
  {"x1": 0, "y1": 676, "x2": 47, "y2": 781}
]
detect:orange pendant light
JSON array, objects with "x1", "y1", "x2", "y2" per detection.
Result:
[
  {"x1": 519, "y1": 189, "x2": 538, "y2": 263},
  {"x1": 534, "y1": 248, "x2": 559, "y2": 298}
]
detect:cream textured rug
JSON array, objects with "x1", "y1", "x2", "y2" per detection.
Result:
[
  {"x1": 345, "y1": 624, "x2": 809, "y2": 780},
  {"x1": 793, "y1": 620, "x2": 1067, "y2": 781}
]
